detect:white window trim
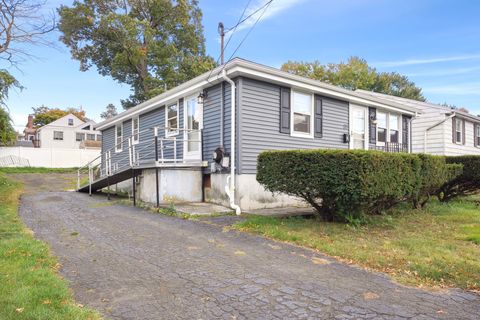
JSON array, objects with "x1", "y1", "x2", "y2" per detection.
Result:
[
  {"x1": 132, "y1": 116, "x2": 139, "y2": 145},
  {"x1": 290, "y1": 90, "x2": 314, "y2": 139},
  {"x1": 53, "y1": 131, "x2": 64, "y2": 141},
  {"x1": 165, "y1": 101, "x2": 179, "y2": 137},
  {"x1": 115, "y1": 124, "x2": 123, "y2": 153},
  {"x1": 476, "y1": 124, "x2": 480, "y2": 148},
  {"x1": 455, "y1": 118, "x2": 463, "y2": 145},
  {"x1": 376, "y1": 111, "x2": 402, "y2": 146},
  {"x1": 184, "y1": 93, "x2": 203, "y2": 159}
]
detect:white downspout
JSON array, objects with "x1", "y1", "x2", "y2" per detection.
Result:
[
  {"x1": 221, "y1": 69, "x2": 241, "y2": 215},
  {"x1": 424, "y1": 112, "x2": 455, "y2": 153}
]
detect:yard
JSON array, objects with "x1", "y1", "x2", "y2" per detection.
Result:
[
  {"x1": 235, "y1": 197, "x2": 480, "y2": 291},
  {"x1": 0, "y1": 170, "x2": 99, "y2": 320}
]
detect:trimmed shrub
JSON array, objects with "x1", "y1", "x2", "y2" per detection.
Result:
[
  {"x1": 257, "y1": 150, "x2": 423, "y2": 221},
  {"x1": 411, "y1": 154, "x2": 451, "y2": 209},
  {"x1": 439, "y1": 156, "x2": 480, "y2": 202}
]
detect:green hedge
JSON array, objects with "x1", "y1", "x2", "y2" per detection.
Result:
[
  {"x1": 257, "y1": 150, "x2": 451, "y2": 221},
  {"x1": 439, "y1": 155, "x2": 480, "y2": 202}
]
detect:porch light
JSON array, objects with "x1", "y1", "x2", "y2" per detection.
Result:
[
  {"x1": 370, "y1": 114, "x2": 378, "y2": 125},
  {"x1": 197, "y1": 91, "x2": 207, "y2": 104}
]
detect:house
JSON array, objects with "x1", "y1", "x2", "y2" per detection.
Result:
[
  {"x1": 355, "y1": 90, "x2": 480, "y2": 156},
  {"x1": 86, "y1": 58, "x2": 418, "y2": 212},
  {"x1": 23, "y1": 115, "x2": 39, "y2": 147},
  {"x1": 35, "y1": 114, "x2": 102, "y2": 149}
]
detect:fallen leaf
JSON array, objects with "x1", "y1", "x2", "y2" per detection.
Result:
[
  {"x1": 311, "y1": 257, "x2": 330, "y2": 265},
  {"x1": 363, "y1": 292, "x2": 380, "y2": 300},
  {"x1": 234, "y1": 250, "x2": 246, "y2": 256},
  {"x1": 16, "y1": 308, "x2": 24, "y2": 313},
  {"x1": 42, "y1": 300, "x2": 51, "y2": 305}
]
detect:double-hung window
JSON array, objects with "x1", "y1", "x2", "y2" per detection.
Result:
[
  {"x1": 389, "y1": 114, "x2": 399, "y2": 143},
  {"x1": 377, "y1": 112, "x2": 400, "y2": 144},
  {"x1": 377, "y1": 112, "x2": 387, "y2": 143},
  {"x1": 68, "y1": 119, "x2": 74, "y2": 126},
  {"x1": 132, "y1": 116, "x2": 139, "y2": 144},
  {"x1": 476, "y1": 125, "x2": 480, "y2": 147},
  {"x1": 292, "y1": 91, "x2": 313, "y2": 137},
  {"x1": 115, "y1": 124, "x2": 123, "y2": 152},
  {"x1": 166, "y1": 103, "x2": 179, "y2": 136},
  {"x1": 96, "y1": 134, "x2": 102, "y2": 142},
  {"x1": 455, "y1": 118, "x2": 463, "y2": 144},
  {"x1": 53, "y1": 131, "x2": 63, "y2": 140},
  {"x1": 87, "y1": 133, "x2": 95, "y2": 141},
  {"x1": 76, "y1": 132, "x2": 85, "y2": 141}
]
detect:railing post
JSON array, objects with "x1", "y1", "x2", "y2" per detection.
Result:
[
  {"x1": 154, "y1": 127, "x2": 159, "y2": 208},
  {"x1": 88, "y1": 164, "x2": 92, "y2": 196},
  {"x1": 173, "y1": 137, "x2": 177, "y2": 163},
  {"x1": 128, "y1": 137, "x2": 133, "y2": 166},
  {"x1": 160, "y1": 139, "x2": 164, "y2": 163}
]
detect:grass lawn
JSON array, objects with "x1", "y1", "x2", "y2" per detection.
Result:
[
  {"x1": 235, "y1": 197, "x2": 480, "y2": 291},
  {"x1": 0, "y1": 172, "x2": 100, "y2": 320},
  {"x1": 0, "y1": 167, "x2": 78, "y2": 174}
]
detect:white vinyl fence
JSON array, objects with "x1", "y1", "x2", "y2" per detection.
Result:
[{"x1": 0, "y1": 147, "x2": 100, "y2": 168}]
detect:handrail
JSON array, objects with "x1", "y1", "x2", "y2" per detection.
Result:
[{"x1": 77, "y1": 126, "x2": 203, "y2": 191}]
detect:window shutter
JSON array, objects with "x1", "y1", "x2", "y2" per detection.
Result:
[
  {"x1": 462, "y1": 119, "x2": 466, "y2": 145},
  {"x1": 368, "y1": 107, "x2": 376, "y2": 144},
  {"x1": 452, "y1": 117, "x2": 456, "y2": 143},
  {"x1": 402, "y1": 115, "x2": 410, "y2": 145},
  {"x1": 279, "y1": 87, "x2": 291, "y2": 134},
  {"x1": 314, "y1": 95, "x2": 323, "y2": 138}
]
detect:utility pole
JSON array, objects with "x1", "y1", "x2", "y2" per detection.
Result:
[{"x1": 218, "y1": 22, "x2": 225, "y2": 65}]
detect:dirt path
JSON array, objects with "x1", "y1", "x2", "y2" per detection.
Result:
[{"x1": 14, "y1": 174, "x2": 480, "y2": 319}]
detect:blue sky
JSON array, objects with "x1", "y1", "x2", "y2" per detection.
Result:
[{"x1": 7, "y1": 0, "x2": 480, "y2": 130}]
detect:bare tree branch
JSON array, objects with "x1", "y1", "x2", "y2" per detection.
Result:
[{"x1": 0, "y1": 0, "x2": 55, "y2": 64}]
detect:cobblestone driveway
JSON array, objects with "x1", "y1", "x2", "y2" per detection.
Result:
[{"x1": 16, "y1": 174, "x2": 480, "y2": 319}]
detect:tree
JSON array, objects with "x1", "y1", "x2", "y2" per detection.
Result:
[
  {"x1": 58, "y1": 0, "x2": 216, "y2": 109},
  {"x1": 281, "y1": 57, "x2": 425, "y2": 101},
  {"x1": 32, "y1": 106, "x2": 87, "y2": 127},
  {"x1": 0, "y1": 0, "x2": 55, "y2": 65},
  {"x1": 0, "y1": 106, "x2": 15, "y2": 145},
  {"x1": 100, "y1": 103, "x2": 118, "y2": 120}
]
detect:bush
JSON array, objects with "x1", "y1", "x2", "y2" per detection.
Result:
[
  {"x1": 411, "y1": 154, "x2": 452, "y2": 209},
  {"x1": 439, "y1": 156, "x2": 480, "y2": 202},
  {"x1": 257, "y1": 150, "x2": 454, "y2": 221},
  {"x1": 257, "y1": 150, "x2": 424, "y2": 221}
]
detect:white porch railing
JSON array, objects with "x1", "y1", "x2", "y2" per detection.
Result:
[{"x1": 77, "y1": 126, "x2": 202, "y2": 194}]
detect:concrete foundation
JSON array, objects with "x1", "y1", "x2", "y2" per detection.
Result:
[
  {"x1": 113, "y1": 168, "x2": 202, "y2": 205},
  {"x1": 205, "y1": 173, "x2": 306, "y2": 211}
]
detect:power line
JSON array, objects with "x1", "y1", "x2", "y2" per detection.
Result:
[
  {"x1": 221, "y1": 0, "x2": 273, "y2": 69},
  {"x1": 225, "y1": 0, "x2": 273, "y2": 33},
  {"x1": 206, "y1": 0, "x2": 253, "y2": 83}
]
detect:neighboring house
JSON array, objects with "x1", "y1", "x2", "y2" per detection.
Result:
[
  {"x1": 355, "y1": 90, "x2": 480, "y2": 156},
  {"x1": 35, "y1": 114, "x2": 102, "y2": 149},
  {"x1": 23, "y1": 115, "x2": 39, "y2": 147},
  {"x1": 85, "y1": 58, "x2": 417, "y2": 211}
]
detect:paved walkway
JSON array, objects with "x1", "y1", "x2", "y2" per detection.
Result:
[{"x1": 15, "y1": 174, "x2": 480, "y2": 319}]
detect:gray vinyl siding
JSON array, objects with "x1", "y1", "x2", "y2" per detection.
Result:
[
  {"x1": 238, "y1": 77, "x2": 349, "y2": 174},
  {"x1": 202, "y1": 82, "x2": 232, "y2": 169},
  {"x1": 100, "y1": 100, "x2": 184, "y2": 172}
]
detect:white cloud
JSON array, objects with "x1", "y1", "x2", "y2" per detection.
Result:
[
  {"x1": 10, "y1": 112, "x2": 28, "y2": 132},
  {"x1": 423, "y1": 82, "x2": 480, "y2": 95},
  {"x1": 373, "y1": 54, "x2": 480, "y2": 68},
  {"x1": 228, "y1": 0, "x2": 306, "y2": 33},
  {"x1": 406, "y1": 66, "x2": 480, "y2": 77}
]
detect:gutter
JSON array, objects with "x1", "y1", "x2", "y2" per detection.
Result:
[
  {"x1": 424, "y1": 112, "x2": 455, "y2": 153},
  {"x1": 221, "y1": 69, "x2": 241, "y2": 215}
]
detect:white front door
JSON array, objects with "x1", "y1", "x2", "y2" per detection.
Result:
[
  {"x1": 184, "y1": 95, "x2": 202, "y2": 160},
  {"x1": 350, "y1": 105, "x2": 369, "y2": 150}
]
